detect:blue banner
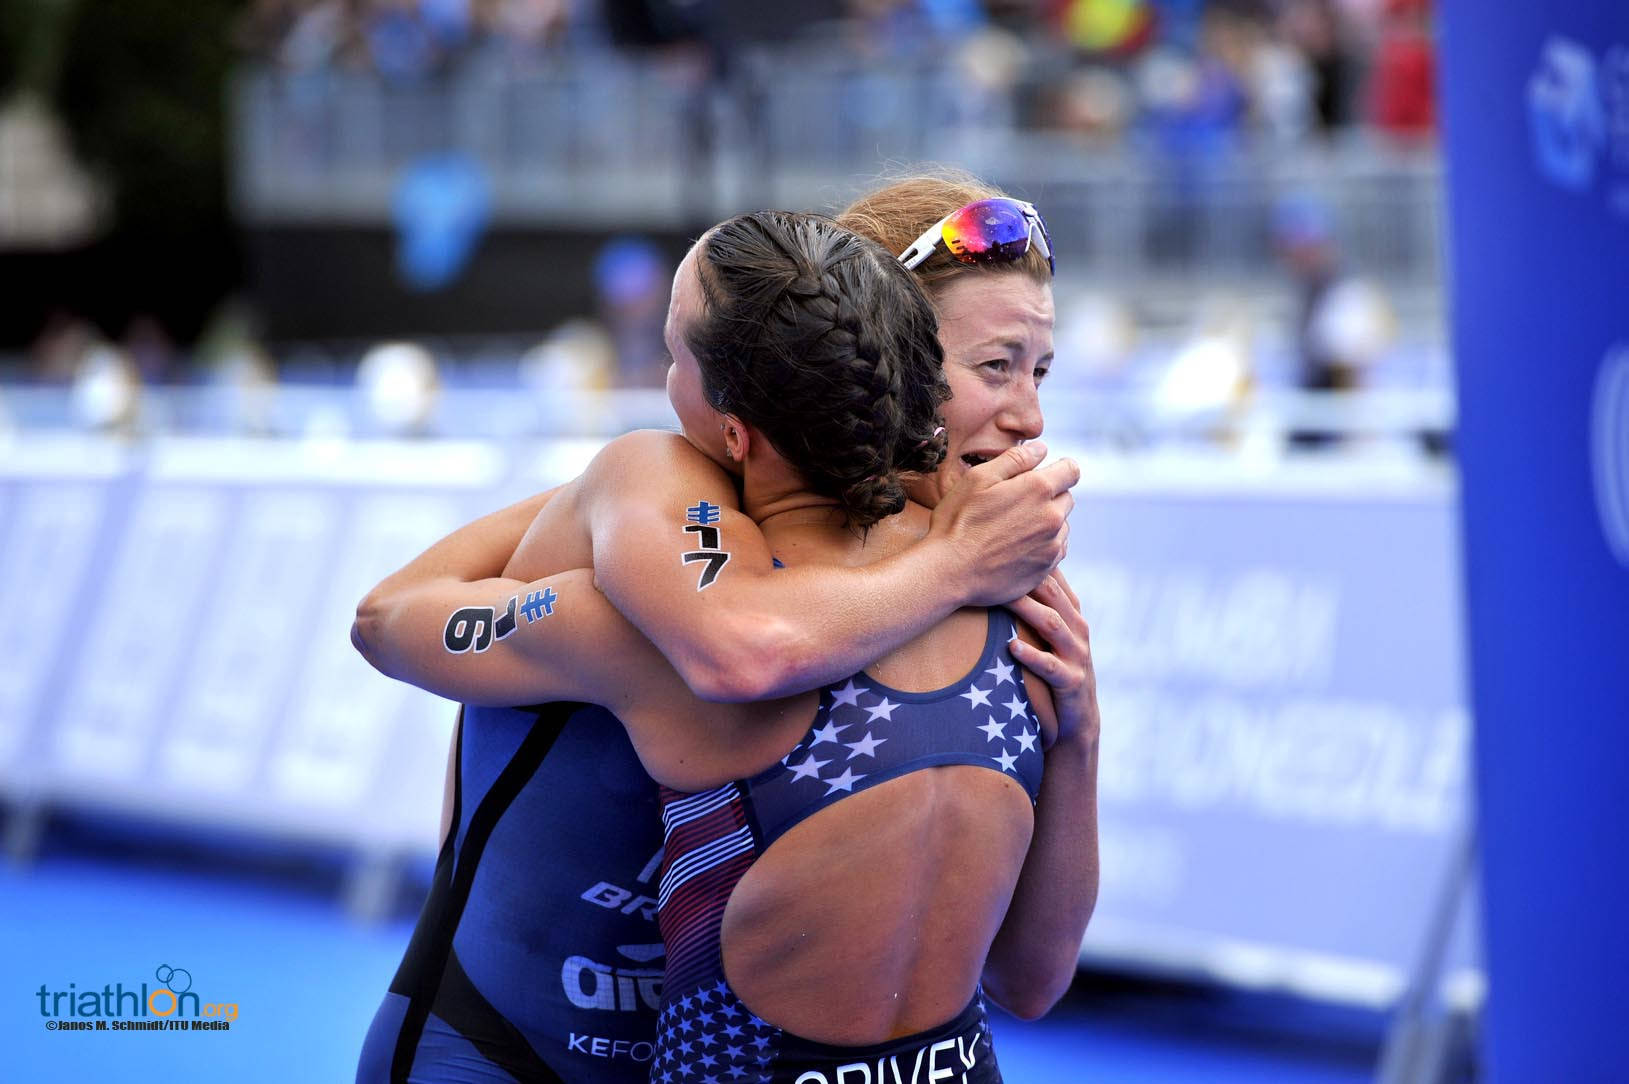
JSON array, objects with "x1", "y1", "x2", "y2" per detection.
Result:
[
  {"x1": 1064, "y1": 463, "x2": 1470, "y2": 1005},
  {"x1": 1438, "y1": 2, "x2": 1629, "y2": 1075}
]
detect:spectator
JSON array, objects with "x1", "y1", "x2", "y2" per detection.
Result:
[
  {"x1": 1279, "y1": 0, "x2": 1357, "y2": 134},
  {"x1": 593, "y1": 236, "x2": 672, "y2": 388},
  {"x1": 1368, "y1": 0, "x2": 1433, "y2": 141}
]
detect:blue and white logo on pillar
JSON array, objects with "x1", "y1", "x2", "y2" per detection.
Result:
[
  {"x1": 1528, "y1": 36, "x2": 1608, "y2": 192},
  {"x1": 1593, "y1": 344, "x2": 1629, "y2": 568}
]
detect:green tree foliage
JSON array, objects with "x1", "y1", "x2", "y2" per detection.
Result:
[
  {"x1": 55, "y1": 0, "x2": 239, "y2": 240},
  {"x1": 49, "y1": 0, "x2": 245, "y2": 341}
]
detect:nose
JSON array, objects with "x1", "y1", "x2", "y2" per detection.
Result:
[{"x1": 1000, "y1": 381, "x2": 1045, "y2": 441}]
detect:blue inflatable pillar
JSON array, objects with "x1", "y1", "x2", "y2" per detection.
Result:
[{"x1": 1437, "y1": 2, "x2": 1629, "y2": 1076}]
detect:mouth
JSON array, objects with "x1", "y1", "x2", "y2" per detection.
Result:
[{"x1": 961, "y1": 452, "x2": 996, "y2": 468}]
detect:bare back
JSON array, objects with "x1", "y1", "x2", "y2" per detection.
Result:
[{"x1": 507, "y1": 435, "x2": 1057, "y2": 1043}]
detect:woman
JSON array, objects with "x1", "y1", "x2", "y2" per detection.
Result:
[
  {"x1": 839, "y1": 173, "x2": 1099, "y2": 1026},
  {"x1": 354, "y1": 205, "x2": 1084, "y2": 1083},
  {"x1": 370, "y1": 208, "x2": 1073, "y2": 1080}
]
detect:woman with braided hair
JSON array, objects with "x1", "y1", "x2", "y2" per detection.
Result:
[{"x1": 353, "y1": 209, "x2": 1081, "y2": 1083}]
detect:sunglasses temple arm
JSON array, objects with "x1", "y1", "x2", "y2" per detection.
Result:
[{"x1": 897, "y1": 219, "x2": 950, "y2": 270}]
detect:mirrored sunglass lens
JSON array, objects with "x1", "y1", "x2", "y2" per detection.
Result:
[{"x1": 941, "y1": 200, "x2": 1032, "y2": 263}]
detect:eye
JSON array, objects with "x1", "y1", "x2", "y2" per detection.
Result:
[
  {"x1": 1034, "y1": 365, "x2": 1051, "y2": 384},
  {"x1": 980, "y1": 359, "x2": 1009, "y2": 374}
]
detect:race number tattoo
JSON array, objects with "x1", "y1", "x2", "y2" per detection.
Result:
[
  {"x1": 682, "y1": 499, "x2": 731, "y2": 591},
  {"x1": 443, "y1": 586, "x2": 558, "y2": 653}
]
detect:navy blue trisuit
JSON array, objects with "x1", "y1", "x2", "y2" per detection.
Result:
[
  {"x1": 654, "y1": 609, "x2": 1042, "y2": 1083},
  {"x1": 356, "y1": 702, "x2": 664, "y2": 1084}
]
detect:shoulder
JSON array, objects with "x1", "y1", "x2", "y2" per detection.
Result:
[
  {"x1": 577, "y1": 430, "x2": 745, "y2": 539},
  {"x1": 581, "y1": 429, "x2": 734, "y2": 501}
]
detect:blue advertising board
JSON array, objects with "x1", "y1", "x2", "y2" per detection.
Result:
[
  {"x1": 1063, "y1": 460, "x2": 1471, "y2": 1005},
  {"x1": 1438, "y1": 1, "x2": 1629, "y2": 1075}
]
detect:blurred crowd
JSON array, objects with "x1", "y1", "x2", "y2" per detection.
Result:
[
  {"x1": 1, "y1": 0, "x2": 1441, "y2": 451},
  {"x1": 235, "y1": 0, "x2": 1435, "y2": 145}
]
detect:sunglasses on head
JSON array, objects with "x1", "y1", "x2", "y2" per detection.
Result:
[{"x1": 896, "y1": 198, "x2": 1055, "y2": 276}]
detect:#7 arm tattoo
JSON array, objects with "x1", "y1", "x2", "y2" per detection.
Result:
[{"x1": 681, "y1": 499, "x2": 730, "y2": 591}]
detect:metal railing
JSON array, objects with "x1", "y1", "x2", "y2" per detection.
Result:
[{"x1": 231, "y1": 50, "x2": 1445, "y2": 286}]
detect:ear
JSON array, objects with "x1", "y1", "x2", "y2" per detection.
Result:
[{"x1": 722, "y1": 414, "x2": 751, "y2": 463}]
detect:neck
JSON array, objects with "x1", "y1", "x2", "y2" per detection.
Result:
[{"x1": 744, "y1": 489, "x2": 847, "y2": 533}]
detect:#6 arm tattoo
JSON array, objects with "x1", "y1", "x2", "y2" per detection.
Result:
[
  {"x1": 444, "y1": 585, "x2": 559, "y2": 654},
  {"x1": 681, "y1": 500, "x2": 730, "y2": 591}
]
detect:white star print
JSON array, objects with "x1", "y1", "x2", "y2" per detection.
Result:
[
  {"x1": 996, "y1": 749, "x2": 1019, "y2": 772},
  {"x1": 1004, "y1": 694, "x2": 1028, "y2": 719},
  {"x1": 865, "y1": 697, "x2": 899, "y2": 723},
  {"x1": 978, "y1": 716, "x2": 1007, "y2": 743},
  {"x1": 822, "y1": 767, "x2": 864, "y2": 795},
  {"x1": 845, "y1": 732, "x2": 887, "y2": 759},
  {"x1": 810, "y1": 720, "x2": 848, "y2": 745},
  {"x1": 830, "y1": 679, "x2": 864, "y2": 708},
  {"x1": 1015, "y1": 728, "x2": 1038, "y2": 753},
  {"x1": 786, "y1": 754, "x2": 829, "y2": 782},
  {"x1": 959, "y1": 685, "x2": 992, "y2": 709},
  {"x1": 985, "y1": 657, "x2": 1015, "y2": 686}
]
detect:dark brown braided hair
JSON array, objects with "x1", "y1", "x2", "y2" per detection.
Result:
[{"x1": 685, "y1": 210, "x2": 949, "y2": 529}]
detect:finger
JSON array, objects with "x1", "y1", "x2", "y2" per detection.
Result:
[
  {"x1": 1009, "y1": 596, "x2": 1083, "y2": 659},
  {"x1": 1008, "y1": 635, "x2": 1078, "y2": 689},
  {"x1": 1035, "y1": 577, "x2": 1088, "y2": 635},
  {"x1": 978, "y1": 442, "x2": 1047, "y2": 483},
  {"x1": 1035, "y1": 456, "x2": 1080, "y2": 496},
  {"x1": 1051, "y1": 566, "x2": 1082, "y2": 611},
  {"x1": 1042, "y1": 491, "x2": 1073, "y2": 526}
]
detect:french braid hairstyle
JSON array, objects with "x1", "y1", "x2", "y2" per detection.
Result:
[
  {"x1": 836, "y1": 169, "x2": 1051, "y2": 302},
  {"x1": 685, "y1": 210, "x2": 949, "y2": 529}
]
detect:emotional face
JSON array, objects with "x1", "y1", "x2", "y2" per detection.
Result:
[
  {"x1": 664, "y1": 244, "x2": 732, "y2": 471},
  {"x1": 922, "y1": 272, "x2": 1055, "y2": 504}
]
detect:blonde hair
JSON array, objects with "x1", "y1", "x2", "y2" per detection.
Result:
[{"x1": 835, "y1": 168, "x2": 1052, "y2": 299}]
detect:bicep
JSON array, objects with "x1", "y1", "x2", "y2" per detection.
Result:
[{"x1": 583, "y1": 437, "x2": 786, "y2": 685}]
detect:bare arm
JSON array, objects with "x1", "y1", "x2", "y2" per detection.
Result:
[
  {"x1": 583, "y1": 431, "x2": 1078, "y2": 702},
  {"x1": 982, "y1": 572, "x2": 1101, "y2": 1020},
  {"x1": 351, "y1": 487, "x2": 560, "y2": 664},
  {"x1": 353, "y1": 471, "x2": 681, "y2": 708},
  {"x1": 354, "y1": 429, "x2": 1077, "y2": 706}
]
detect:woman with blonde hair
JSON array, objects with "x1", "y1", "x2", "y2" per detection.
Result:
[{"x1": 356, "y1": 176, "x2": 1097, "y2": 1083}]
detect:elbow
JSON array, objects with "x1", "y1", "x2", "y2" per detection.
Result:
[
  {"x1": 351, "y1": 587, "x2": 395, "y2": 675},
  {"x1": 987, "y1": 975, "x2": 1070, "y2": 1023},
  {"x1": 984, "y1": 947, "x2": 1079, "y2": 1022},
  {"x1": 1009, "y1": 986, "x2": 1068, "y2": 1023},
  {"x1": 676, "y1": 613, "x2": 813, "y2": 703}
]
